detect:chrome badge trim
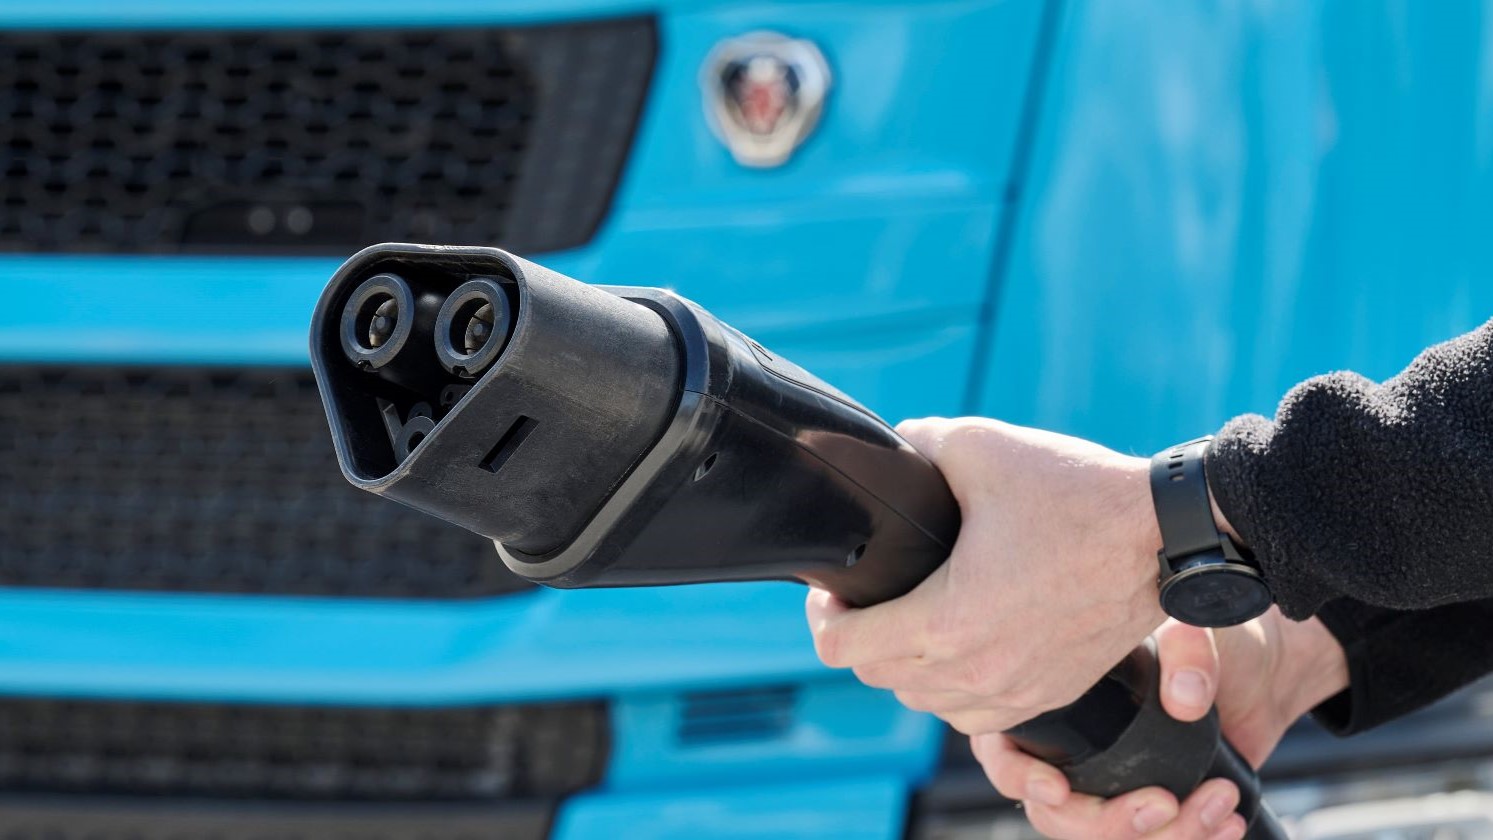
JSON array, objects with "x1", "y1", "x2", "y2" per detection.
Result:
[{"x1": 702, "y1": 31, "x2": 831, "y2": 168}]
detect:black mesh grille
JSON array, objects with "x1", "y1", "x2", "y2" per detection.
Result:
[
  {"x1": 0, "y1": 697, "x2": 607, "y2": 801},
  {"x1": 0, "y1": 799, "x2": 552, "y2": 840},
  {"x1": 0, "y1": 365, "x2": 532, "y2": 597},
  {"x1": 0, "y1": 21, "x2": 654, "y2": 254}
]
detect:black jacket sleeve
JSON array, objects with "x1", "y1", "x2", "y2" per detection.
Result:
[
  {"x1": 1309, "y1": 598, "x2": 1493, "y2": 735},
  {"x1": 1204, "y1": 319, "x2": 1493, "y2": 733},
  {"x1": 1207, "y1": 319, "x2": 1493, "y2": 619}
]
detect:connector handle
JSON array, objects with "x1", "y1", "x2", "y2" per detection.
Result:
[
  {"x1": 1003, "y1": 641, "x2": 1285, "y2": 839},
  {"x1": 831, "y1": 506, "x2": 1283, "y2": 837}
]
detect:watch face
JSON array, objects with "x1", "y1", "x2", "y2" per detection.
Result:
[{"x1": 1160, "y1": 562, "x2": 1272, "y2": 628}]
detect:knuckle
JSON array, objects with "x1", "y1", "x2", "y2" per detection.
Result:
[
  {"x1": 1008, "y1": 679, "x2": 1064, "y2": 717},
  {"x1": 944, "y1": 710, "x2": 1007, "y2": 737},
  {"x1": 952, "y1": 651, "x2": 1010, "y2": 695},
  {"x1": 939, "y1": 420, "x2": 1005, "y2": 465},
  {"x1": 811, "y1": 629, "x2": 845, "y2": 668},
  {"x1": 943, "y1": 713, "x2": 980, "y2": 736},
  {"x1": 894, "y1": 417, "x2": 931, "y2": 439},
  {"x1": 968, "y1": 732, "x2": 1003, "y2": 765},
  {"x1": 939, "y1": 420, "x2": 984, "y2": 449},
  {"x1": 924, "y1": 605, "x2": 991, "y2": 664},
  {"x1": 950, "y1": 656, "x2": 990, "y2": 693},
  {"x1": 892, "y1": 690, "x2": 932, "y2": 713},
  {"x1": 977, "y1": 756, "x2": 1029, "y2": 800},
  {"x1": 934, "y1": 428, "x2": 976, "y2": 465},
  {"x1": 989, "y1": 773, "x2": 1027, "y2": 802},
  {"x1": 916, "y1": 420, "x2": 976, "y2": 464},
  {"x1": 1022, "y1": 804, "x2": 1070, "y2": 840}
]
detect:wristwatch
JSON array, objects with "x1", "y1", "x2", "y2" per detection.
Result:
[{"x1": 1150, "y1": 437, "x2": 1272, "y2": 627}]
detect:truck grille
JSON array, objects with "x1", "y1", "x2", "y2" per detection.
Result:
[
  {"x1": 0, "y1": 365, "x2": 532, "y2": 598},
  {"x1": 0, "y1": 801, "x2": 552, "y2": 840},
  {"x1": 0, "y1": 697, "x2": 608, "y2": 801},
  {"x1": 0, "y1": 20, "x2": 655, "y2": 254}
]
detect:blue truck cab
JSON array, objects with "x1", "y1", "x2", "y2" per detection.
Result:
[{"x1": 2, "y1": 1, "x2": 1492, "y2": 837}]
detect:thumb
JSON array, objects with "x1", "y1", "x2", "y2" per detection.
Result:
[{"x1": 1154, "y1": 619, "x2": 1220, "y2": 722}]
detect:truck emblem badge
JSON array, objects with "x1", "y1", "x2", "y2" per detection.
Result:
[{"x1": 702, "y1": 32, "x2": 831, "y2": 168}]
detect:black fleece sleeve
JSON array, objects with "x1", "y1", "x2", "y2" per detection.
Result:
[
  {"x1": 1309, "y1": 597, "x2": 1493, "y2": 735},
  {"x1": 1206, "y1": 319, "x2": 1493, "y2": 619}
]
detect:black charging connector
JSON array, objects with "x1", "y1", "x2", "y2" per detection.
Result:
[
  {"x1": 312, "y1": 243, "x2": 954, "y2": 596},
  {"x1": 310, "y1": 243, "x2": 1283, "y2": 839}
]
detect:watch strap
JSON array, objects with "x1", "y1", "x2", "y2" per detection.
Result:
[{"x1": 1150, "y1": 438, "x2": 1221, "y2": 562}]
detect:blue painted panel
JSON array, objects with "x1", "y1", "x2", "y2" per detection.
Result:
[
  {"x1": 587, "y1": 206, "x2": 1002, "y2": 338},
  {"x1": 0, "y1": 256, "x2": 340, "y2": 366},
  {"x1": 764, "y1": 316, "x2": 976, "y2": 419},
  {"x1": 978, "y1": 0, "x2": 1493, "y2": 455},
  {"x1": 0, "y1": 584, "x2": 832, "y2": 704},
  {"x1": 589, "y1": 0, "x2": 1041, "y2": 323},
  {"x1": 554, "y1": 775, "x2": 909, "y2": 840},
  {"x1": 607, "y1": 679, "x2": 942, "y2": 791}
]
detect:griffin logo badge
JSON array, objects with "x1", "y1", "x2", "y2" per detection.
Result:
[{"x1": 702, "y1": 32, "x2": 831, "y2": 168}]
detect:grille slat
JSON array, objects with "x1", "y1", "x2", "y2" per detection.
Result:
[
  {"x1": 0, "y1": 366, "x2": 531, "y2": 598},
  {"x1": 0, "y1": 800, "x2": 552, "y2": 840},
  {"x1": 678, "y1": 686, "x2": 798, "y2": 745},
  {"x1": 0, "y1": 698, "x2": 607, "y2": 802},
  {"x1": 0, "y1": 21, "x2": 654, "y2": 254}
]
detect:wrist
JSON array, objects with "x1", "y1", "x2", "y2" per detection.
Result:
[
  {"x1": 1273, "y1": 615, "x2": 1351, "y2": 720},
  {"x1": 1118, "y1": 455, "x2": 1169, "y2": 632},
  {"x1": 1207, "y1": 483, "x2": 1242, "y2": 544}
]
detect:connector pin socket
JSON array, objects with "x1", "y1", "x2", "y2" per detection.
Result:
[
  {"x1": 435, "y1": 278, "x2": 514, "y2": 379},
  {"x1": 340, "y1": 273, "x2": 415, "y2": 370}
]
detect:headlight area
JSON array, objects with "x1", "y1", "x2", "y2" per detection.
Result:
[{"x1": 910, "y1": 676, "x2": 1493, "y2": 840}]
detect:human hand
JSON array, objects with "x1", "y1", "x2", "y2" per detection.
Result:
[
  {"x1": 805, "y1": 416, "x2": 1168, "y2": 734},
  {"x1": 972, "y1": 609, "x2": 1350, "y2": 839}
]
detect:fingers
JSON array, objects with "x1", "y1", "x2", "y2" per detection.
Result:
[
  {"x1": 804, "y1": 572, "x2": 942, "y2": 668},
  {"x1": 804, "y1": 588, "x2": 850, "y2": 628},
  {"x1": 893, "y1": 417, "x2": 948, "y2": 458},
  {"x1": 893, "y1": 416, "x2": 999, "y2": 498},
  {"x1": 887, "y1": 688, "x2": 980, "y2": 715},
  {"x1": 1204, "y1": 820, "x2": 1249, "y2": 840},
  {"x1": 977, "y1": 733, "x2": 1248, "y2": 840},
  {"x1": 1173, "y1": 778, "x2": 1247, "y2": 840},
  {"x1": 1024, "y1": 784, "x2": 1181, "y2": 840},
  {"x1": 1155, "y1": 620, "x2": 1220, "y2": 723},
  {"x1": 1024, "y1": 777, "x2": 1246, "y2": 840},
  {"x1": 971, "y1": 733, "x2": 1070, "y2": 805},
  {"x1": 941, "y1": 707, "x2": 1031, "y2": 736}
]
